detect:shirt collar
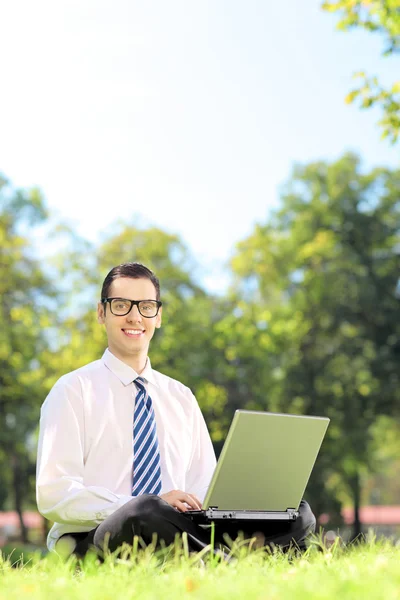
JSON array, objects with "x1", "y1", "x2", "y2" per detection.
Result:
[{"x1": 102, "y1": 348, "x2": 159, "y2": 387}]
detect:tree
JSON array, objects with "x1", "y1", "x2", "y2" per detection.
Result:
[
  {"x1": 44, "y1": 221, "x2": 230, "y2": 444},
  {"x1": 221, "y1": 153, "x2": 400, "y2": 537},
  {"x1": 363, "y1": 416, "x2": 400, "y2": 505},
  {"x1": 322, "y1": 0, "x2": 400, "y2": 143},
  {"x1": 0, "y1": 175, "x2": 55, "y2": 541}
]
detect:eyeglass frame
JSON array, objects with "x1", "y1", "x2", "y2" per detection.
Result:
[{"x1": 101, "y1": 297, "x2": 163, "y2": 318}]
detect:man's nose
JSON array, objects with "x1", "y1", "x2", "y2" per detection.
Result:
[{"x1": 127, "y1": 304, "x2": 142, "y2": 321}]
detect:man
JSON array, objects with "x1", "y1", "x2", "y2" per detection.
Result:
[{"x1": 36, "y1": 262, "x2": 315, "y2": 558}]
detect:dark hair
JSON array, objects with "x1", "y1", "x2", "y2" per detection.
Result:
[{"x1": 101, "y1": 263, "x2": 161, "y2": 301}]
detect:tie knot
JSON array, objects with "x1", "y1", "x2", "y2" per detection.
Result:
[{"x1": 134, "y1": 376, "x2": 146, "y2": 391}]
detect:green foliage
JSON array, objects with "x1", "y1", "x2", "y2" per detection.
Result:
[
  {"x1": 0, "y1": 176, "x2": 55, "y2": 518},
  {"x1": 43, "y1": 221, "x2": 230, "y2": 441},
  {"x1": 363, "y1": 416, "x2": 400, "y2": 504},
  {"x1": 1, "y1": 153, "x2": 399, "y2": 537},
  {"x1": 322, "y1": 0, "x2": 400, "y2": 142},
  {"x1": 222, "y1": 153, "x2": 400, "y2": 527}
]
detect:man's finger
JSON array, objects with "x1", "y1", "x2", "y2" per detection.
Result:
[
  {"x1": 175, "y1": 500, "x2": 188, "y2": 512},
  {"x1": 185, "y1": 494, "x2": 201, "y2": 510},
  {"x1": 192, "y1": 494, "x2": 202, "y2": 508},
  {"x1": 185, "y1": 494, "x2": 202, "y2": 510}
]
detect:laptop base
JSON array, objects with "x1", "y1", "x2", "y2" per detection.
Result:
[{"x1": 187, "y1": 508, "x2": 299, "y2": 523}]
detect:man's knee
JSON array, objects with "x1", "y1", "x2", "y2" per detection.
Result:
[
  {"x1": 120, "y1": 494, "x2": 168, "y2": 526},
  {"x1": 297, "y1": 500, "x2": 316, "y2": 534},
  {"x1": 96, "y1": 495, "x2": 165, "y2": 535},
  {"x1": 93, "y1": 494, "x2": 168, "y2": 550}
]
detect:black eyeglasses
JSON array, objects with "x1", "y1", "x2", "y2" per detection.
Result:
[{"x1": 102, "y1": 298, "x2": 162, "y2": 318}]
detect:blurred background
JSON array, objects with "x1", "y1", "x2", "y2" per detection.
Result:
[{"x1": 0, "y1": 0, "x2": 399, "y2": 553}]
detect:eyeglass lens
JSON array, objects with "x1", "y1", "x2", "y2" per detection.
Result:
[{"x1": 110, "y1": 299, "x2": 159, "y2": 317}]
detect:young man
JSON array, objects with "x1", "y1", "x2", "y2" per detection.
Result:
[{"x1": 36, "y1": 262, "x2": 315, "y2": 557}]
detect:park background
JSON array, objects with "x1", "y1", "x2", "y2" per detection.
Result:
[{"x1": 0, "y1": 0, "x2": 399, "y2": 551}]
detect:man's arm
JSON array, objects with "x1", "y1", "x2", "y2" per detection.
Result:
[{"x1": 36, "y1": 379, "x2": 133, "y2": 527}]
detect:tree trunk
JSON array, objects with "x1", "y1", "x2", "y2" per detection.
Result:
[
  {"x1": 351, "y1": 471, "x2": 362, "y2": 541},
  {"x1": 11, "y1": 454, "x2": 28, "y2": 544}
]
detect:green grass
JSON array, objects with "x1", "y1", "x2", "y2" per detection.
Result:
[{"x1": 1, "y1": 534, "x2": 400, "y2": 600}]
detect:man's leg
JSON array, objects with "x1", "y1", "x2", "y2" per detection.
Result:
[
  {"x1": 58, "y1": 498, "x2": 315, "y2": 558},
  {"x1": 213, "y1": 500, "x2": 316, "y2": 551},
  {"x1": 62, "y1": 495, "x2": 212, "y2": 558}
]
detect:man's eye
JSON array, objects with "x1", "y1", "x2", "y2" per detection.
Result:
[{"x1": 116, "y1": 302, "x2": 129, "y2": 310}]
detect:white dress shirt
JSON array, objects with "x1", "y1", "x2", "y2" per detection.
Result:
[{"x1": 36, "y1": 349, "x2": 217, "y2": 550}]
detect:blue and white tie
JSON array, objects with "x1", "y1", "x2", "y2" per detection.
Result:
[{"x1": 132, "y1": 376, "x2": 162, "y2": 496}]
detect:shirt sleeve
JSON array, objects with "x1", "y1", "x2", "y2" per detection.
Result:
[
  {"x1": 36, "y1": 378, "x2": 133, "y2": 527},
  {"x1": 184, "y1": 393, "x2": 217, "y2": 502}
]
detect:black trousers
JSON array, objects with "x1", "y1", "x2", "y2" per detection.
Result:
[{"x1": 58, "y1": 495, "x2": 316, "y2": 558}]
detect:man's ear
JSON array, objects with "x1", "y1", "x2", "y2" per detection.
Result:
[
  {"x1": 155, "y1": 306, "x2": 162, "y2": 329},
  {"x1": 97, "y1": 302, "x2": 106, "y2": 324}
]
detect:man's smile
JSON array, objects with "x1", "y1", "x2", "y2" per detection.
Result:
[{"x1": 122, "y1": 328, "x2": 145, "y2": 338}]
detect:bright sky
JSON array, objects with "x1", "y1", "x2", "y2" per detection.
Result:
[{"x1": 1, "y1": 0, "x2": 399, "y2": 290}]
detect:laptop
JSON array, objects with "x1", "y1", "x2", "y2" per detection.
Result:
[{"x1": 187, "y1": 409, "x2": 329, "y2": 523}]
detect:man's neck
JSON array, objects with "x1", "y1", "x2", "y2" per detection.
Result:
[
  {"x1": 108, "y1": 348, "x2": 148, "y2": 374},
  {"x1": 135, "y1": 357, "x2": 148, "y2": 374}
]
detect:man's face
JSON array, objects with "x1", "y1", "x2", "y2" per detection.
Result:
[{"x1": 97, "y1": 277, "x2": 162, "y2": 363}]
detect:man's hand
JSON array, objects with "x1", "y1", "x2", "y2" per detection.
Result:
[{"x1": 160, "y1": 490, "x2": 202, "y2": 512}]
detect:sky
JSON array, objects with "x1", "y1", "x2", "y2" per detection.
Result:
[{"x1": 1, "y1": 0, "x2": 399, "y2": 290}]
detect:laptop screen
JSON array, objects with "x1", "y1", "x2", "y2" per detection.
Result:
[{"x1": 203, "y1": 410, "x2": 329, "y2": 511}]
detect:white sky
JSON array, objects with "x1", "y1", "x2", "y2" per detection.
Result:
[{"x1": 1, "y1": 0, "x2": 399, "y2": 290}]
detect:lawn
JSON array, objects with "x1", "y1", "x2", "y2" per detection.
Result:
[{"x1": 1, "y1": 535, "x2": 399, "y2": 600}]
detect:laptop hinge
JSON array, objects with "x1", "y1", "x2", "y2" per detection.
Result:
[
  {"x1": 209, "y1": 507, "x2": 298, "y2": 514},
  {"x1": 204, "y1": 507, "x2": 299, "y2": 521}
]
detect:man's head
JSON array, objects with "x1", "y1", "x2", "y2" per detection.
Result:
[
  {"x1": 100, "y1": 262, "x2": 161, "y2": 301},
  {"x1": 97, "y1": 262, "x2": 162, "y2": 367}
]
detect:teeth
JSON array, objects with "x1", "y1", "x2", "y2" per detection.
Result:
[{"x1": 125, "y1": 329, "x2": 143, "y2": 334}]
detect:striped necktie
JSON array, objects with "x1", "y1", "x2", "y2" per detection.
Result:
[{"x1": 132, "y1": 376, "x2": 162, "y2": 496}]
